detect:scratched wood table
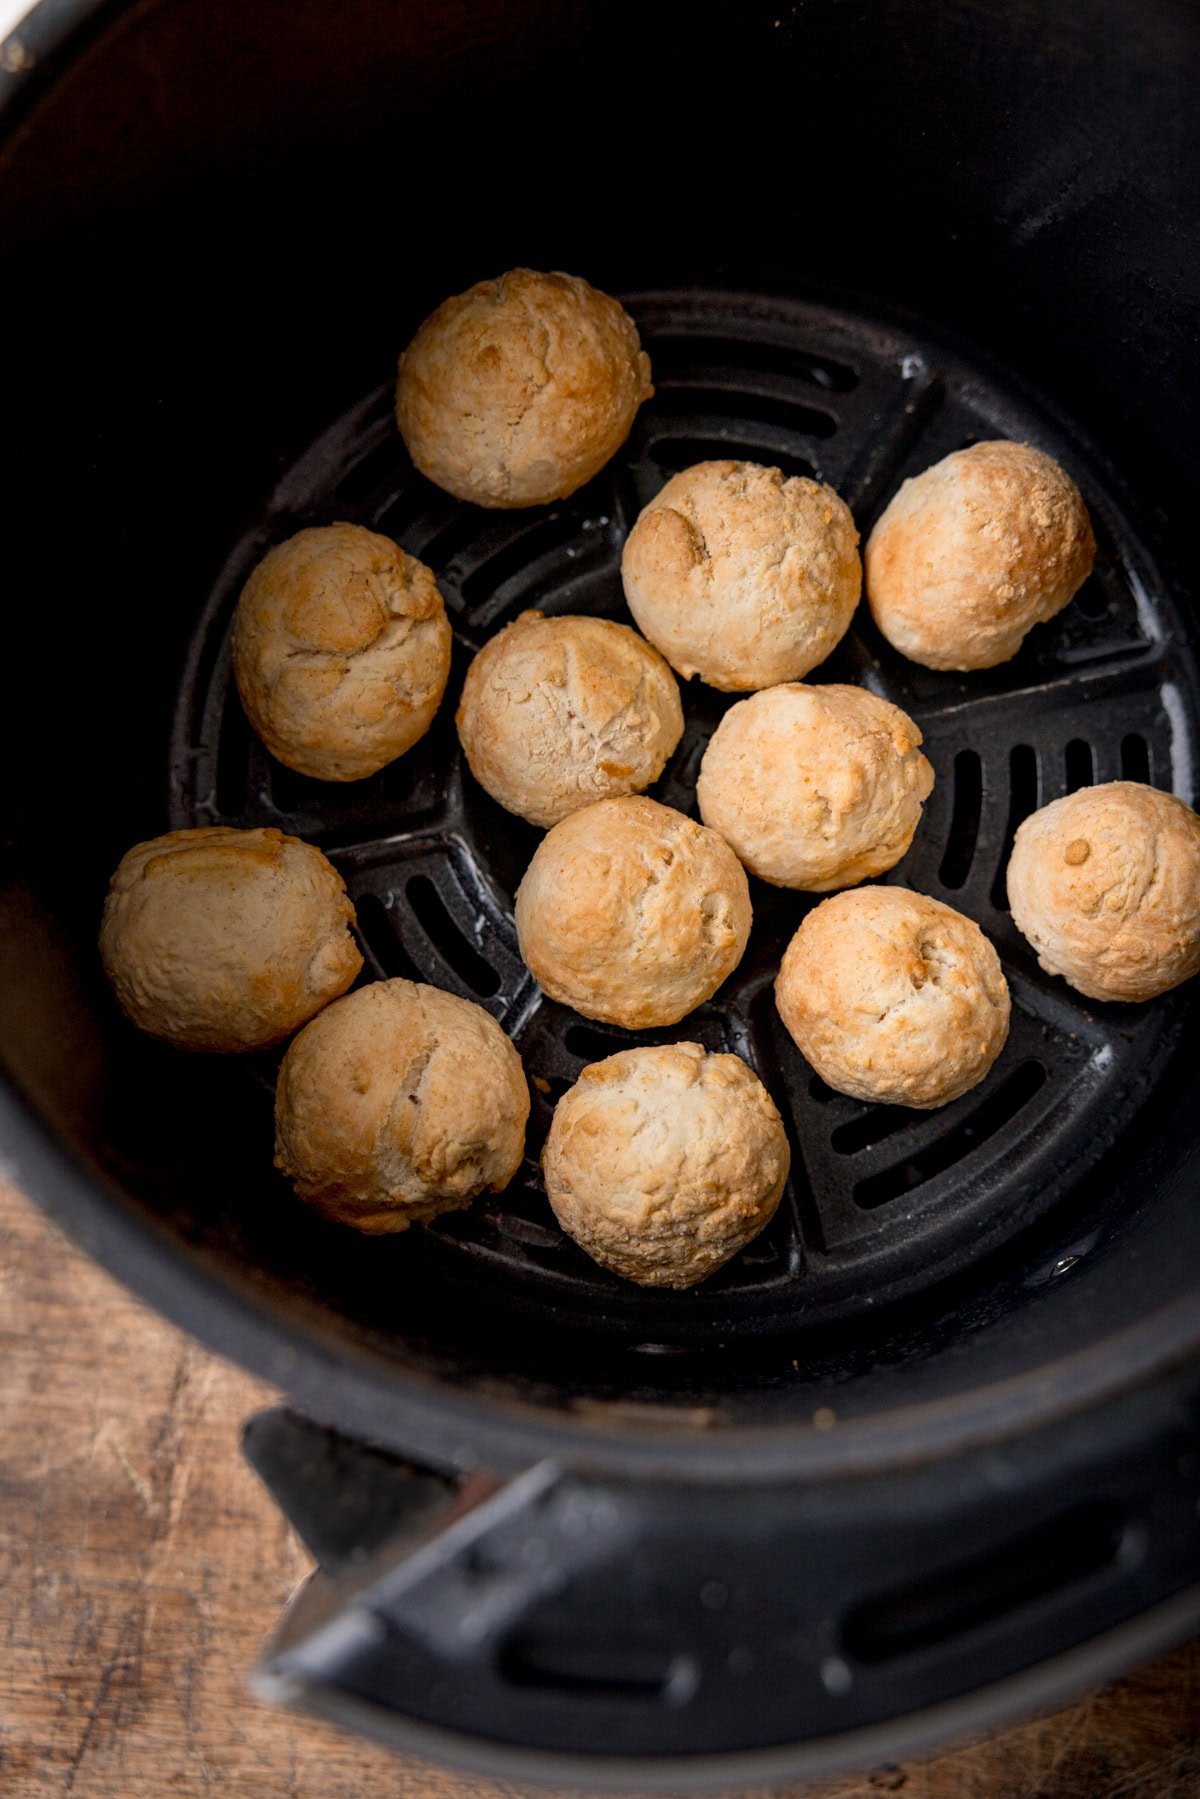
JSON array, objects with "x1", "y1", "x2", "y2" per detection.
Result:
[{"x1": 1, "y1": 1179, "x2": 1197, "y2": 1799}]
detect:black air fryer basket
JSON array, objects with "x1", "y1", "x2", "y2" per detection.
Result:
[{"x1": 1, "y1": 0, "x2": 1198, "y2": 1786}]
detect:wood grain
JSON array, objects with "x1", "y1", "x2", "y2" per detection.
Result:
[{"x1": 1, "y1": 1177, "x2": 1196, "y2": 1799}]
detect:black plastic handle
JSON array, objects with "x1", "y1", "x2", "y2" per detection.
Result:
[{"x1": 244, "y1": 1375, "x2": 1200, "y2": 1772}]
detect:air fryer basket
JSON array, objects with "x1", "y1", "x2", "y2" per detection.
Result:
[
  {"x1": 173, "y1": 289, "x2": 1194, "y2": 1336},
  {"x1": 1, "y1": 0, "x2": 1198, "y2": 1783}
]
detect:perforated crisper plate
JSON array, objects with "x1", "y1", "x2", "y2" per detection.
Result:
[{"x1": 169, "y1": 291, "x2": 1198, "y2": 1339}]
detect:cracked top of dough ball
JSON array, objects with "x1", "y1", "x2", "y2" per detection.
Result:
[
  {"x1": 1007, "y1": 781, "x2": 1200, "y2": 1002},
  {"x1": 100, "y1": 827, "x2": 363, "y2": 1052},
  {"x1": 865, "y1": 441, "x2": 1096, "y2": 671},
  {"x1": 775, "y1": 887, "x2": 1010, "y2": 1108},
  {"x1": 274, "y1": 979, "x2": 529, "y2": 1233},
  {"x1": 456, "y1": 610, "x2": 684, "y2": 827},
  {"x1": 542, "y1": 1041, "x2": 790, "y2": 1288},
  {"x1": 620, "y1": 460, "x2": 862, "y2": 690},
  {"x1": 232, "y1": 523, "x2": 452, "y2": 783},
  {"x1": 514, "y1": 796, "x2": 752, "y2": 1029},
  {"x1": 697, "y1": 682, "x2": 933, "y2": 890},
  {"x1": 395, "y1": 269, "x2": 653, "y2": 508}
]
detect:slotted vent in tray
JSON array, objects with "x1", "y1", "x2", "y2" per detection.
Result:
[{"x1": 169, "y1": 291, "x2": 1198, "y2": 1337}]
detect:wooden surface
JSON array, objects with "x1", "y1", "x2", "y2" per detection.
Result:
[{"x1": 1, "y1": 1178, "x2": 1197, "y2": 1799}]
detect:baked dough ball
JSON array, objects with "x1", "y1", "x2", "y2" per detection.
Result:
[
  {"x1": 697, "y1": 683, "x2": 933, "y2": 890},
  {"x1": 456, "y1": 610, "x2": 683, "y2": 827},
  {"x1": 620, "y1": 460, "x2": 861, "y2": 690},
  {"x1": 99, "y1": 827, "x2": 362, "y2": 1052},
  {"x1": 542, "y1": 1042, "x2": 789, "y2": 1288},
  {"x1": 274, "y1": 979, "x2": 529, "y2": 1232},
  {"x1": 1007, "y1": 781, "x2": 1200, "y2": 1002},
  {"x1": 232, "y1": 523, "x2": 451, "y2": 782},
  {"x1": 514, "y1": 796, "x2": 751, "y2": 1028},
  {"x1": 776, "y1": 887, "x2": 1010, "y2": 1108},
  {"x1": 865, "y1": 441, "x2": 1096, "y2": 671},
  {"x1": 395, "y1": 269, "x2": 652, "y2": 508}
]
